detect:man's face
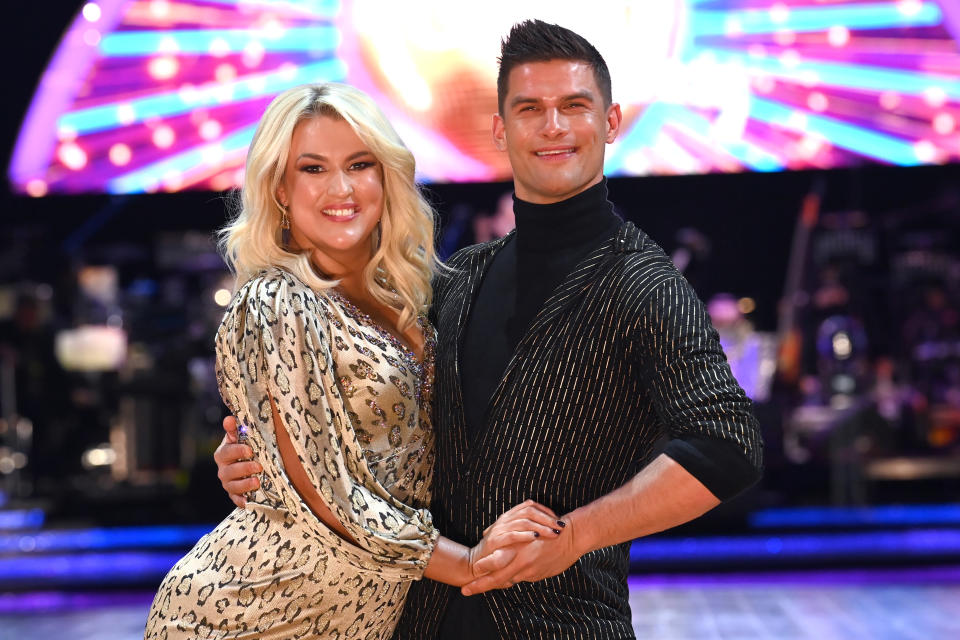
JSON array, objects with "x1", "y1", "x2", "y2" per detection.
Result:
[{"x1": 493, "y1": 59, "x2": 621, "y2": 204}]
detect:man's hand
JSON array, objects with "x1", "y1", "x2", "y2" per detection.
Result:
[
  {"x1": 214, "y1": 416, "x2": 262, "y2": 508},
  {"x1": 462, "y1": 514, "x2": 582, "y2": 595}
]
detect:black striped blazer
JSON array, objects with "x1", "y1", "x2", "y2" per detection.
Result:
[{"x1": 395, "y1": 221, "x2": 763, "y2": 639}]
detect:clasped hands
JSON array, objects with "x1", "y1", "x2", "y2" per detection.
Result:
[
  {"x1": 462, "y1": 499, "x2": 582, "y2": 596},
  {"x1": 215, "y1": 416, "x2": 584, "y2": 596}
]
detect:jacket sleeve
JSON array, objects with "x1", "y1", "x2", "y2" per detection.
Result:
[{"x1": 634, "y1": 274, "x2": 763, "y2": 499}]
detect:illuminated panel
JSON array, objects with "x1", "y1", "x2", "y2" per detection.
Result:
[{"x1": 9, "y1": 0, "x2": 960, "y2": 195}]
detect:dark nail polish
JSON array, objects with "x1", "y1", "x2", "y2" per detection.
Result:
[
  {"x1": 552, "y1": 528, "x2": 561, "y2": 535},
  {"x1": 533, "y1": 531, "x2": 540, "y2": 537},
  {"x1": 557, "y1": 520, "x2": 567, "y2": 528}
]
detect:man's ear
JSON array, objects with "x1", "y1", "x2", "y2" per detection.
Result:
[
  {"x1": 492, "y1": 113, "x2": 507, "y2": 152},
  {"x1": 605, "y1": 102, "x2": 622, "y2": 144}
]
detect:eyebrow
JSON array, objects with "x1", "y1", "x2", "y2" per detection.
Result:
[
  {"x1": 509, "y1": 91, "x2": 597, "y2": 109},
  {"x1": 296, "y1": 150, "x2": 374, "y2": 162}
]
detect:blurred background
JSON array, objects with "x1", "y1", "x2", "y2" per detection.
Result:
[{"x1": 2, "y1": 1, "x2": 959, "y2": 637}]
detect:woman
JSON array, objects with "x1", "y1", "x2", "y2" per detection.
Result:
[{"x1": 145, "y1": 83, "x2": 560, "y2": 639}]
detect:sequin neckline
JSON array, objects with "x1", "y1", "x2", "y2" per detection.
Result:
[
  {"x1": 326, "y1": 290, "x2": 428, "y2": 362},
  {"x1": 325, "y1": 289, "x2": 436, "y2": 409}
]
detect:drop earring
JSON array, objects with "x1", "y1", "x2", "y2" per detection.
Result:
[{"x1": 280, "y1": 204, "x2": 291, "y2": 248}]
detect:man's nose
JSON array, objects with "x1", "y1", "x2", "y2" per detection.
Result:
[{"x1": 541, "y1": 108, "x2": 567, "y2": 137}]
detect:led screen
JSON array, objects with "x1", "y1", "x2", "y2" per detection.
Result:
[{"x1": 9, "y1": 0, "x2": 960, "y2": 195}]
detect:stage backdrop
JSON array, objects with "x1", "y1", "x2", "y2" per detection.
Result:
[{"x1": 9, "y1": 0, "x2": 960, "y2": 195}]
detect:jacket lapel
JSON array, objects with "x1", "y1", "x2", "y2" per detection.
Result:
[
  {"x1": 445, "y1": 233, "x2": 514, "y2": 464},
  {"x1": 478, "y1": 223, "x2": 635, "y2": 433}
]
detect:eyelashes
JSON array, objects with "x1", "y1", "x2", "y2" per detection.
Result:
[{"x1": 298, "y1": 160, "x2": 377, "y2": 174}]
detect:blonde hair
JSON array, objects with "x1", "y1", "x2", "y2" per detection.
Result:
[{"x1": 220, "y1": 83, "x2": 440, "y2": 330}]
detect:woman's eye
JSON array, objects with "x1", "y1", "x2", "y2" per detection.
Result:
[
  {"x1": 351, "y1": 161, "x2": 376, "y2": 170},
  {"x1": 301, "y1": 165, "x2": 322, "y2": 173}
]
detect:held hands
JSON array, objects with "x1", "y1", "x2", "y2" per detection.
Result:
[
  {"x1": 214, "y1": 416, "x2": 262, "y2": 508},
  {"x1": 462, "y1": 510, "x2": 583, "y2": 596},
  {"x1": 464, "y1": 500, "x2": 573, "y2": 589},
  {"x1": 214, "y1": 417, "x2": 581, "y2": 591}
]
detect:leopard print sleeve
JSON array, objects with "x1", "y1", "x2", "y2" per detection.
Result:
[{"x1": 216, "y1": 268, "x2": 439, "y2": 579}]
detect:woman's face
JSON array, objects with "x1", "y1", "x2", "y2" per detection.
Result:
[{"x1": 278, "y1": 115, "x2": 385, "y2": 273}]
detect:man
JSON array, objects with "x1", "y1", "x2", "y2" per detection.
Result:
[{"x1": 216, "y1": 20, "x2": 762, "y2": 639}]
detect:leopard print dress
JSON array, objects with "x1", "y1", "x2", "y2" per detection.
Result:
[{"x1": 145, "y1": 268, "x2": 439, "y2": 639}]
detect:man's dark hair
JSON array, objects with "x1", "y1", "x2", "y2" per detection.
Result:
[{"x1": 497, "y1": 19, "x2": 612, "y2": 114}]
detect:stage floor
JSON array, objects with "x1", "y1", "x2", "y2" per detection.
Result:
[{"x1": 2, "y1": 568, "x2": 959, "y2": 639}]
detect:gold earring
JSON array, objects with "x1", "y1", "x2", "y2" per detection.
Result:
[{"x1": 280, "y1": 204, "x2": 291, "y2": 248}]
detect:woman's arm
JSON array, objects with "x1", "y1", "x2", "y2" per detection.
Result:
[
  {"x1": 271, "y1": 393, "x2": 359, "y2": 545},
  {"x1": 274, "y1": 388, "x2": 562, "y2": 585}
]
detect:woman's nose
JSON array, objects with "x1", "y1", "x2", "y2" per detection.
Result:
[{"x1": 328, "y1": 170, "x2": 353, "y2": 196}]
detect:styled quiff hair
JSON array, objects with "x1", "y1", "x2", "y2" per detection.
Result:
[
  {"x1": 219, "y1": 83, "x2": 440, "y2": 331},
  {"x1": 496, "y1": 19, "x2": 612, "y2": 114}
]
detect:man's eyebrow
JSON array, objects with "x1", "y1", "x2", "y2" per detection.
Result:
[
  {"x1": 562, "y1": 91, "x2": 596, "y2": 103},
  {"x1": 508, "y1": 91, "x2": 597, "y2": 109},
  {"x1": 508, "y1": 95, "x2": 540, "y2": 109}
]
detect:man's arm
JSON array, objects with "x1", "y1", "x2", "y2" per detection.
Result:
[
  {"x1": 463, "y1": 264, "x2": 763, "y2": 594},
  {"x1": 461, "y1": 453, "x2": 718, "y2": 595}
]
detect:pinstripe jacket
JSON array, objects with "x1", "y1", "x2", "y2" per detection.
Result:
[{"x1": 395, "y1": 221, "x2": 763, "y2": 639}]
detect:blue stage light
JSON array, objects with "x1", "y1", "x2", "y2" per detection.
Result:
[
  {"x1": 750, "y1": 504, "x2": 960, "y2": 528},
  {"x1": 0, "y1": 551, "x2": 184, "y2": 585},
  {"x1": 0, "y1": 524, "x2": 212, "y2": 553},
  {"x1": 630, "y1": 529, "x2": 960, "y2": 565},
  {"x1": 0, "y1": 509, "x2": 45, "y2": 531}
]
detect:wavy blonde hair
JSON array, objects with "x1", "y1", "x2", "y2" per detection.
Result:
[{"x1": 220, "y1": 83, "x2": 441, "y2": 330}]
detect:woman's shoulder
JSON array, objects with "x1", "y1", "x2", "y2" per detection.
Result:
[
  {"x1": 234, "y1": 267, "x2": 335, "y2": 324},
  {"x1": 239, "y1": 267, "x2": 328, "y2": 301}
]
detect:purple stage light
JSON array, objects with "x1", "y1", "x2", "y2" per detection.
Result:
[{"x1": 9, "y1": 0, "x2": 960, "y2": 195}]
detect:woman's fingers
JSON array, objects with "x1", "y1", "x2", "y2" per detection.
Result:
[
  {"x1": 225, "y1": 475, "x2": 259, "y2": 497},
  {"x1": 217, "y1": 458, "x2": 260, "y2": 483},
  {"x1": 486, "y1": 530, "x2": 547, "y2": 549},
  {"x1": 510, "y1": 499, "x2": 558, "y2": 519},
  {"x1": 484, "y1": 505, "x2": 565, "y2": 537},
  {"x1": 497, "y1": 518, "x2": 560, "y2": 539},
  {"x1": 214, "y1": 442, "x2": 254, "y2": 467}
]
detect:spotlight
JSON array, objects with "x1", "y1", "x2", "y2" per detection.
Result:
[
  {"x1": 81, "y1": 444, "x2": 117, "y2": 469},
  {"x1": 214, "y1": 288, "x2": 232, "y2": 307}
]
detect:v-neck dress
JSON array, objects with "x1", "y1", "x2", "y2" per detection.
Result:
[{"x1": 145, "y1": 267, "x2": 438, "y2": 640}]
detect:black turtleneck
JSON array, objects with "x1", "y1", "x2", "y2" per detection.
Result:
[{"x1": 461, "y1": 179, "x2": 621, "y2": 442}]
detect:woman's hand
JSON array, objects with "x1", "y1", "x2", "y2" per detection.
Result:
[
  {"x1": 467, "y1": 499, "x2": 567, "y2": 578},
  {"x1": 214, "y1": 415, "x2": 262, "y2": 508}
]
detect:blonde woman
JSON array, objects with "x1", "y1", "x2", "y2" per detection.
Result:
[{"x1": 145, "y1": 83, "x2": 561, "y2": 639}]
